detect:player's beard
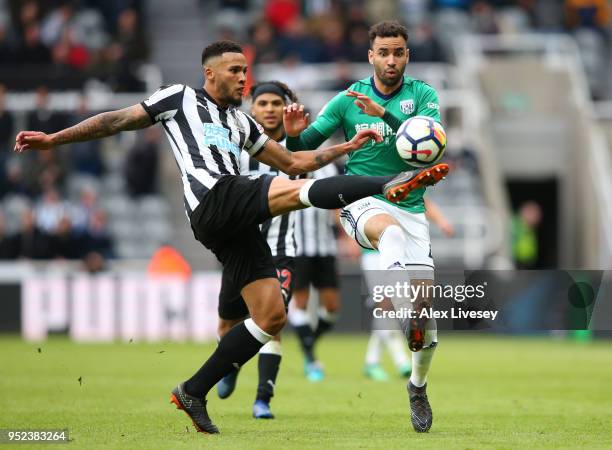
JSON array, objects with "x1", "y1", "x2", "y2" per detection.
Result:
[
  {"x1": 220, "y1": 80, "x2": 243, "y2": 106},
  {"x1": 375, "y1": 64, "x2": 405, "y2": 87}
]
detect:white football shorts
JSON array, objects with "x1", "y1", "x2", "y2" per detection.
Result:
[{"x1": 340, "y1": 196, "x2": 434, "y2": 268}]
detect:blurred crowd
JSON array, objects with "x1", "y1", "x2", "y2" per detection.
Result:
[
  {"x1": 0, "y1": 0, "x2": 149, "y2": 91},
  {"x1": 0, "y1": 83, "x2": 162, "y2": 267},
  {"x1": 0, "y1": 188, "x2": 113, "y2": 269},
  {"x1": 215, "y1": 0, "x2": 610, "y2": 98}
]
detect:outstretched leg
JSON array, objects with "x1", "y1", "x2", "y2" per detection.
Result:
[{"x1": 267, "y1": 164, "x2": 448, "y2": 216}]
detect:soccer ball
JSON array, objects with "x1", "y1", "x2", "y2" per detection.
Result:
[{"x1": 395, "y1": 116, "x2": 446, "y2": 168}]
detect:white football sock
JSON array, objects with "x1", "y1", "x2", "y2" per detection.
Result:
[
  {"x1": 298, "y1": 180, "x2": 315, "y2": 207},
  {"x1": 288, "y1": 307, "x2": 311, "y2": 327},
  {"x1": 318, "y1": 306, "x2": 338, "y2": 323},
  {"x1": 385, "y1": 330, "x2": 410, "y2": 368},
  {"x1": 244, "y1": 318, "x2": 273, "y2": 344},
  {"x1": 410, "y1": 328, "x2": 437, "y2": 387},
  {"x1": 365, "y1": 329, "x2": 384, "y2": 365},
  {"x1": 259, "y1": 340, "x2": 282, "y2": 355}
]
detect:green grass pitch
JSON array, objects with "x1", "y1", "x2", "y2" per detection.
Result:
[{"x1": 1, "y1": 334, "x2": 611, "y2": 449}]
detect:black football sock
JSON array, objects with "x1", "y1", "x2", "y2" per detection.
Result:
[
  {"x1": 294, "y1": 324, "x2": 316, "y2": 363},
  {"x1": 314, "y1": 317, "x2": 335, "y2": 341},
  {"x1": 184, "y1": 321, "x2": 268, "y2": 398},
  {"x1": 256, "y1": 353, "x2": 282, "y2": 403},
  {"x1": 303, "y1": 175, "x2": 395, "y2": 209}
]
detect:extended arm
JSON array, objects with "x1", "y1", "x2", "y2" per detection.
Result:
[
  {"x1": 14, "y1": 104, "x2": 152, "y2": 152},
  {"x1": 285, "y1": 127, "x2": 328, "y2": 151},
  {"x1": 256, "y1": 129, "x2": 382, "y2": 176},
  {"x1": 424, "y1": 197, "x2": 454, "y2": 237}
]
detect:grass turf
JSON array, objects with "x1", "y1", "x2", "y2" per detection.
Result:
[{"x1": 1, "y1": 334, "x2": 611, "y2": 449}]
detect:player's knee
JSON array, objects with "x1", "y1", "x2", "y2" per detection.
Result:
[
  {"x1": 262, "y1": 308, "x2": 287, "y2": 335},
  {"x1": 378, "y1": 224, "x2": 405, "y2": 248},
  {"x1": 320, "y1": 289, "x2": 340, "y2": 313},
  {"x1": 322, "y1": 299, "x2": 340, "y2": 315},
  {"x1": 365, "y1": 215, "x2": 402, "y2": 249},
  {"x1": 255, "y1": 297, "x2": 287, "y2": 335}
]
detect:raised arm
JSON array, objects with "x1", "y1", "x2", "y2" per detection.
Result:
[
  {"x1": 255, "y1": 128, "x2": 382, "y2": 176},
  {"x1": 14, "y1": 104, "x2": 152, "y2": 152},
  {"x1": 424, "y1": 197, "x2": 454, "y2": 237},
  {"x1": 284, "y1": 95, "x2": 344, "y2": 151},
  {"x1": 283, "y1": 103, "x2": 328, "y2": 151}
]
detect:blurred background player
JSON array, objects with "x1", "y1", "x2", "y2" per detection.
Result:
[
  {"x1": 215, "y1": 80, "x2": 301, "y2": 419},
  {"x1": 362, "y1": 248, "x2": 411, "y2": 382},
  {"x1": 290, "y1": 163, "x2": 341, "y2": 382},
  {"x1": 363, "y1": 198, "x2": 454, "y2": 381},
  {"x1": 284, "y1": 20, "x2": 448, "y2": 432}
]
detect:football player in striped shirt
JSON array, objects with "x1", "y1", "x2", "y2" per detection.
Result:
[{"x1": 215, "y1": 81, "x2": 301, "y2": 419}]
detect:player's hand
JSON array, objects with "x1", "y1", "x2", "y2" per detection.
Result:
[
  {"x1": 283, "y1": 103, "x2": 310, "y2": 137},
  {"x1": 14, "y1": 131, "x2": 54, "y2": 153},
  {"x1": 346, "y1": 90, "x2": 385, "y2": 117},
  {"x1": 438, "y1": 220, "x2": 455, "y2": 237},
  {"x1": 346, "y1": 129, "x2": 382, "y2": 152}
]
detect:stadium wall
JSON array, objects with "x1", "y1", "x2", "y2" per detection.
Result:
[{"x1": 0, "y1": 269, "x2": 365, "y2": 341}]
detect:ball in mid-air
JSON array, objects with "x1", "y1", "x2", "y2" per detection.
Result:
[{"x1": 395, "y1": 116, "x2": 446, "y2": 168}]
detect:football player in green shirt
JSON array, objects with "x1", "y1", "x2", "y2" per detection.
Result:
[{"x1": 284, "y1": 20, "x2": 447, "y2": 433}]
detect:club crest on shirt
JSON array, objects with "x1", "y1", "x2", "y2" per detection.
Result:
[{"x1": 400, "y1": 99, "x2": 414, "y2": 115}]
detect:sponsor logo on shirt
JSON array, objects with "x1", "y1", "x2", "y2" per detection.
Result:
[
  {"x1": 355, "y1": 122, "x2": 394, "y2": 137},
  {"x1": 203, "y1": 123, "x2": 240, "y2": 157}
]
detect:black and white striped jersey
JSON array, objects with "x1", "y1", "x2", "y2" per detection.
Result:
[
  {"x1": 140, "y1": 84, "x2": 269, "y2": 218},
  {"x1": 239, "y1": 137, "x2": 297, "y2": 258},
  {"x1": 295, "y1": 163, "x2": 339, "y2": 257}
]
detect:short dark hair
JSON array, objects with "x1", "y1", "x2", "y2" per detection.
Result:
[
  {"x1": 201, "y1": 40, "x2": 243, "y2": 65},
  {"x1": 368, "y1": 21, "x2": 408, "y2": 47}
]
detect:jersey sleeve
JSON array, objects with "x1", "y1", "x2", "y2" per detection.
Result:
[
  {"x1": 242, "y1": 113, "x2": 269, "y2": 157},
  {"x1": 140, "y1": 84, "x2": 185, "y2": 123},
  {"x1": 415, "y1": 84, "x2": 441, "y2": 122},
  {"x1": 310, "y1": 91, "x2": 348, "y2": 138}
]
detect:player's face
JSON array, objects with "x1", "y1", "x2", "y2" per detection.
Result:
[
  {"x1": 206, "y1": 52, "x2": 248, "y2": 106},
  {"x1": 250, "y1": 93, "x2": 285, "y2": 134},
  {"x1": 368, "y1": 36, "x2": 409, "y2": 87}
]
